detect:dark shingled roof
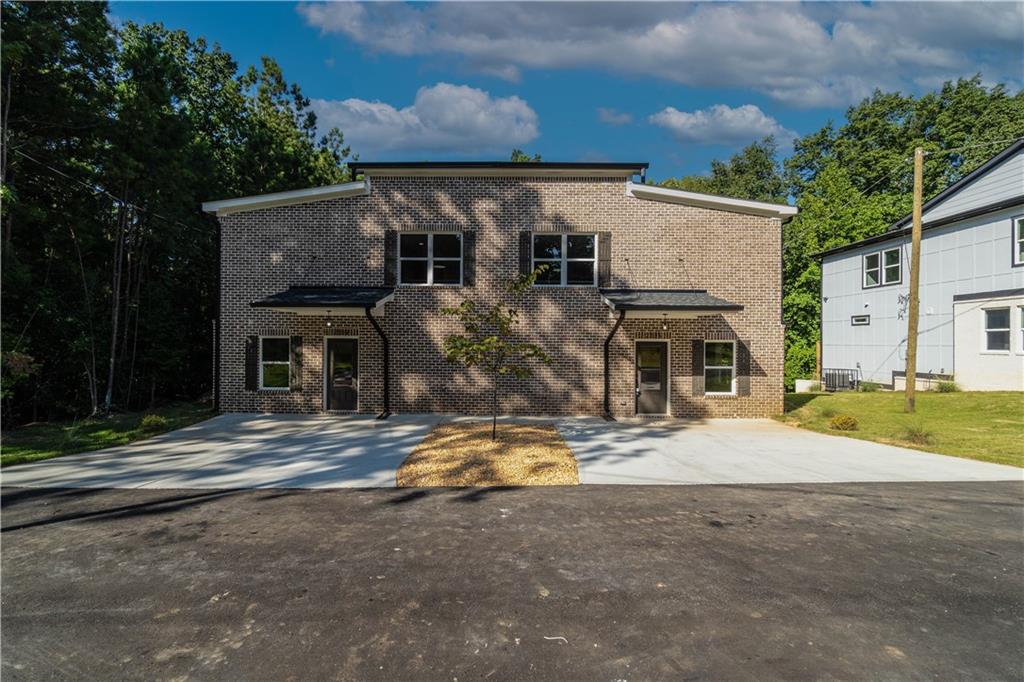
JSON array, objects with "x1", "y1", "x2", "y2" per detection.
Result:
[
  {"x1": 600, "y1": 289, "x2": 743, "y2": 312},
  {"x1": 251, "y1": 287, "x2": 394, "y2": 309}
]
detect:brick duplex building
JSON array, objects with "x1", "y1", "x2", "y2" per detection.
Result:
[{"x1": 203, "y1": 162, "x2": 796, "y2": 419}]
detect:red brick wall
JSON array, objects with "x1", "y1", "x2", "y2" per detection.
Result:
[{"x1": 218, "y1": 176, "x2": 784, "y2": 418}]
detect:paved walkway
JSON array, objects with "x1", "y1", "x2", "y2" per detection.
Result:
[
  {"x1": 0, "y1": 413, "x2": 440, "y2": 489},
  {"x1": 559, "y1": 418, "x2": 1022, "y2": 485},
  {"x1": 3, "y1": 414, "x2": 1019, "y2": 489}
]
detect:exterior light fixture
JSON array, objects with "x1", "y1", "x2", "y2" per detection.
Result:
[{"x1": 661, "y1": 313, "x2": 668, "y2": 331}]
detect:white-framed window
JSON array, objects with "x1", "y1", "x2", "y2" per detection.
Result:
[
  {"x1": 984, "y1": 307, "x2": 1010, "y2": 352},
  {"x1": 399, "y1": 233, "x2": 463, "y2": 285},
  {"x1": 863, "y1": 247, "x2": 901, "y2": 288},
  {"x1": 1013, "y1": 216, "x2": 1024, "y2": 267},
  {"x1": 532, "y1": 233, "x2": 597, "y2": 286},
  {"x1": 704, "y1": 340, "x2": 736, "y2": 395},
  {"x1": 260, "y1": 336, "x2": 290, "y2": 390},
  {"x1": 851, "y1": 314, "x2": 871, "y2": 326},
  {"x1": 1019, "y1": 306, "x2": 1024, "y2": 352}
]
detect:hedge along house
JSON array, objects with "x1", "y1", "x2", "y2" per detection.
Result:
[{"x1": 203, "y1": 162, "x2": 797, "y2": 419}]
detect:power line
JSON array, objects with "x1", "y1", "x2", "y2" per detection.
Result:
[
  {"x1": 923, "y1": 136, "x2": 1022, "y2": 156},
  {"x1": 12, "y1": 149, "x2": 210, "y2": 235}
]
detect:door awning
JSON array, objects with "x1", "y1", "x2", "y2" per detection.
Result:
[
  {"x1": 250, "y1": 287, "x2": 395, "y2": 316},
  {"x1": 600, "y1": 289, "x2": 742, "y2": 318}
]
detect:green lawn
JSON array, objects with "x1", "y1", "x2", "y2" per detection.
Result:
[
  {"x1": 777, "y1": 391, "x2": 1024, "y2": 468},
  {"x1": 1, "y1": 402, "x2": 215, "y2": 467}
]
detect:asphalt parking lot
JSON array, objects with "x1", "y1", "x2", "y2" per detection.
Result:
[{"x1": 2, "y1": 481, "x2": 1021, "y2": 680}]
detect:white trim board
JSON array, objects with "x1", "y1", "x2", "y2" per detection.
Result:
[
  {"x1": 202, "y1": 180, "x2": 370, "y2": 216},
  {"x1": 625, "y1": 182, "x2": 797, "y2": 220}
]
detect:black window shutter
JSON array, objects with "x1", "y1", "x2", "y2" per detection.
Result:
[
  {"x1": 289, "y1": 335, "x2": 303, "y2": 391},
  {"x1": 736, "y1": 340, "x2": 751, "y2": 397},
  {"x1": 244, "y1": 335, "x2": 258, "y2": 391},
  {"x1": 597, "y1": 231, "x2": 612, "y2": 287},
  {"x1": 691, "y1": 339, "x2": 705, "y2": 396},
  {"x1": 384, "y1": 229, "x2": 398, "y2": 286},
  {"x1": 462, "y1": 231, "x2": 476, "y2": 286},
  {"x1": 519, "y1": 230, "x2": 532, "y2": 276}
]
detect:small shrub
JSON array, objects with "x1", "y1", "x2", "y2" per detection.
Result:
[
  {"x1": 808, "y1": 382, "x2": 822, "y2": 392},
  {"x1": 828, "y1": 415, "x2": 859, "y2": 431},
  {"x1": 935, "y1": 381, "x2": 959, "y2": 393},
  {"x1": 900, "y1": 423, "x2": 934, "y2": 445},
  {"x1": 139, "y1": 414, "x2": 170, "y2": 432},
  {"x1": 859, "y1": 381, "x2": 880, "y2": 393}
]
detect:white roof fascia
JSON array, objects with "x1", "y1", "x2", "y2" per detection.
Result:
[
  {"x1": 625, "y1": 182, "x2": 798, "y2": 220},
  {"x1": 359, "y1": 167, "x2": 637, "y2": 178},
  {"x1": 202, "y1": 179, "x2": 370, "y2": 216}
]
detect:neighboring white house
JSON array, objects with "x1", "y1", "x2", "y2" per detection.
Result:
[{"x1": 817, "y1": 139, "x2": 1024, "y2": 391}]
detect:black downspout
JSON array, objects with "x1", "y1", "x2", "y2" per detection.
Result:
[
  {"x1": 366, "y1": 307, "x2": 390, "y2": 419},
  {"x1": 603, "y1": 309, "x2": 626, "y2": 421}
]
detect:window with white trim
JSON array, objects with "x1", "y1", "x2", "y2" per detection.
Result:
[
  {"x1": 863, "y1": 247, "x2": 901, "y2": 288},
  {"x1": 984, "y1": 308, "x2": 1010, "y2": 352},
  {"x1": 704, "y1": 341, "x2": 736, "y2": 395},
  {"x1": 399, "y1": 233, "x2": 463, "y2": 285},
  {"x1": 1014, "y1": 216, "x2": 1024, "y2": 266},
  {"x1": 532, "y1": 233, "x2": 597, "y2": 286},
  {"x1": 260, "y1": 337, "x2": 290, "y2": 389}
]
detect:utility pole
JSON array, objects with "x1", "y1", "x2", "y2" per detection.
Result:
[{"x1": 904, "y1": 147, "x2": 924, "y2": 413}]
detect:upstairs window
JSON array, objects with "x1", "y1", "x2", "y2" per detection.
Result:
[
  {"x1": 704, "y1": 341, "x2": 736, "y2": 395},
  {"x1": 260, "y1": 337, "x2": 290, "y2": 390},
  {"x1": 1014, "y1": 216, "x2": 1023, "y2": 267},
  {"x1": 399, "y1": 233, "x2": 463, "y2": 285},
  {"x1": 984, "y1": 308, "x2": 1010, "y2": 352},
  {"x1": 532, "y1": 234, "x2": 597, "y2": 286},
  {"x1": 863, "y1": 247, "x2": 901, "y2": 288}
]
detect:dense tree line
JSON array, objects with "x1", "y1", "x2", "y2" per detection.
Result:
[
  {"x1": 1, "y1": 2, "x2": 353, "y2": 423},
  {"x1": 662, "y1": 78, "x2": 1024, "y2": 387}
]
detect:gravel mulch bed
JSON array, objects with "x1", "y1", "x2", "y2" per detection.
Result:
[{"x1": 396, "y1": 422, "x2": 579, "y2": 487}]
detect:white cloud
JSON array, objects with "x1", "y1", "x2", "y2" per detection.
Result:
[
  {"x1": 311, "y1": 83, "x2": 539, "y2": 155},
  {"x1": 297, "y1": 2, "x2": 1023, "y2": 108},
  {"x1": 597, "y1": 107, "x2": 632, "y2": 125},
  {"x1": 649, "y1": 104, "x2": 795, "y2": 146}
]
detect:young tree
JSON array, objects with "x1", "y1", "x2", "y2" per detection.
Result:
[
  {"x1": 442, "y1": 268, "x2": 552, "y2": 440},
  {"x1": 510, "y1": 148, "x2": 541, "y2": 162}
]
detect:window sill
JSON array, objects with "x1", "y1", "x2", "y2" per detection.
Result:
[
  {"x1": 397, "y1": 283, "x2": 463, "y2": 288},
  {"x1": 979, "y1": 351, "x2": 1011, "y2": 355},
  {"x1": 705, "y1": 392, "x2": 738, "y2": 398},
  {"x1": 258, "y1": 388, "x2": 291, "y2": 393},
  {"x1": 533, "y1": 284, "x2": 598, "y2": 289}
]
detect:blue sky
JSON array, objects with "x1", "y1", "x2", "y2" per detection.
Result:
[{"x1": 111, "y1": 2, "x2": 1022, "y2": 181}]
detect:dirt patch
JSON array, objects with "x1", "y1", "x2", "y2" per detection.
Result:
[{"x1": 396, "y1": 422, "x2": 579, "y2": 487}]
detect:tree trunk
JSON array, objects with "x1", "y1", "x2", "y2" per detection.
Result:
[
  {"x1": 69, "y1": 225, "x2": 100, "y2": 416},
  {"x1": 491, "y1": 371, "x2": 498, "y2": 441},
  {"x1": 103, "y1": 198, "x2": 130, "y2": 413}
]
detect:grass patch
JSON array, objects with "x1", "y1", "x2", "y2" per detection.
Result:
[
  {"x1": 1, "y1": 401, "x2": 214, "y2": 467},
  {"x1": 397, "y1": 422, "x2": 579, "y2": 487},
  {"x1": 778, "y1": 391, "x2": 1023, "y2": 467}
]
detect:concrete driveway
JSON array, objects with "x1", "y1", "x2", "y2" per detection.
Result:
[
  {"x1": 1, "y1": 413, "x2": 440, "y2": 489},
  {"x1": 559, "y1": 418, "x2": 1022, "y2": 485}
]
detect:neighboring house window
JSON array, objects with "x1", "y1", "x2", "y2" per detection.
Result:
[
  {"x1": 863, "y1": 247, "x2": 901, "y2": 288},
  {"x1": 1014, "y1": 216, "x2": 1024, "y2": 266},
  {"x1": 532, "y1": 234, "x2": 597, "y2": 286},
  {"x1": 399, "y1": 233, "x2": 463, "y2": 285},
  {"x1": 704, "y1": 341, "x2": 736, "y2": 395},
  {"x1": 984, "y1": 308, "x2": 1010, "y2": 352},
  {"x1": 260, "y1": 337, "x2": 290, "y2": 389},
  {"x1": 851, "y1": 315, "x2": 870, "y2": 326}
]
